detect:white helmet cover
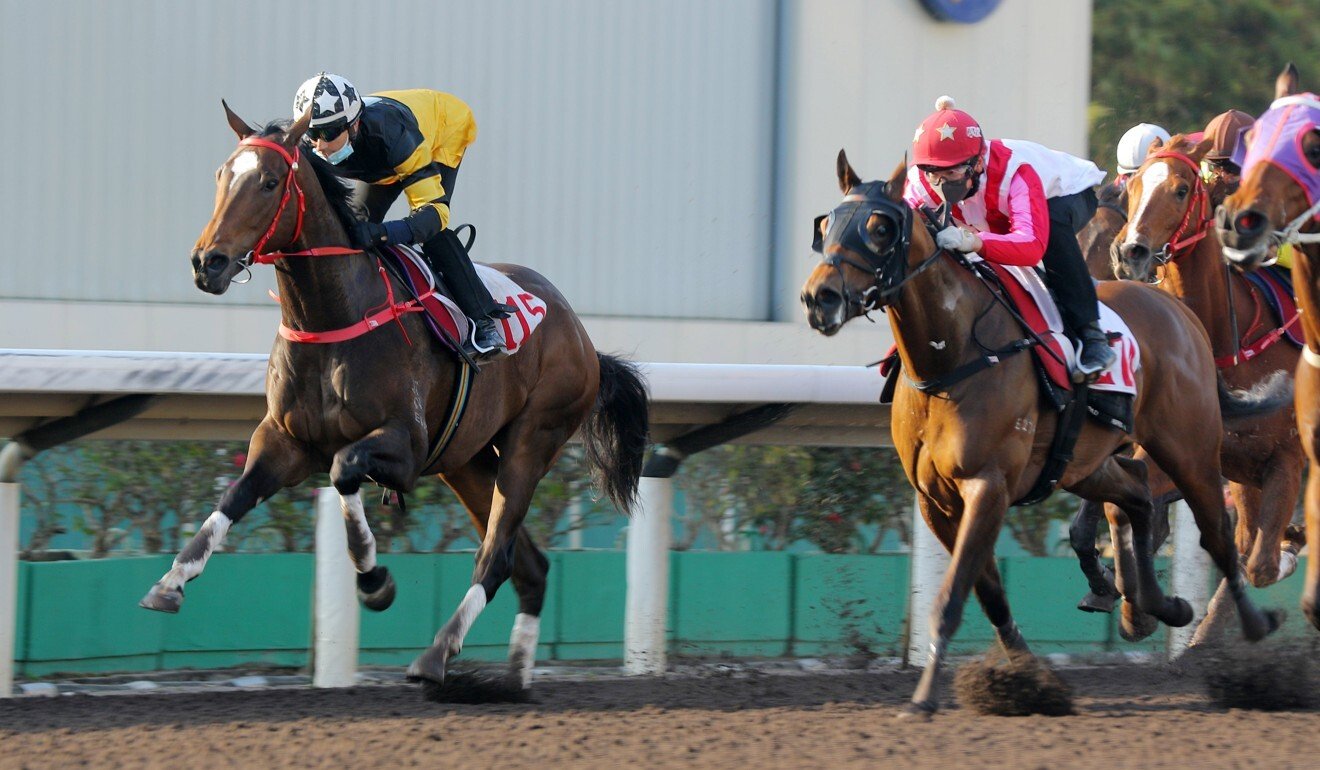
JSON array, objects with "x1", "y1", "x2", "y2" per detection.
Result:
[
  {"x1": 1116, "y1": 122, "x2": 1171, "y2": 174},
  {"x1": 292, "y1": 72, "x2": 362, "y2": 129}
]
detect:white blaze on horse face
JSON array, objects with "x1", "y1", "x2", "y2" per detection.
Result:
[
  {"x1": 227, "y1": 150, "x2": 260, "y2": 191},
  {"x1": 1126, "y1": 162, "x2": 1171, "y2": 243}
]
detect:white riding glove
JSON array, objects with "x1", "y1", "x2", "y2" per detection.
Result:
[{"x1": 936, "y1": 225, "x2": 982, "y2": 253}]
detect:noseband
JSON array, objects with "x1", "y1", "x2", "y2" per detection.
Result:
[{"x1": 813, "y1": 183, "x2": 943, "y2": 312}]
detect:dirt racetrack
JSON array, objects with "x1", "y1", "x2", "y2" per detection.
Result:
[{"x1": 1, "y1": 663, "x2": 1317, "y2": 769}]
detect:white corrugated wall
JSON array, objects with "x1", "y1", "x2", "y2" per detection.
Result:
[{"x1": 0, "y1": 0, "x2": 776, "y2": 319}]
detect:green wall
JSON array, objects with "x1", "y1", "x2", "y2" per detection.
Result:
[{"x1": 11, "y1": 553, "x2": 1311, "y2": 677}]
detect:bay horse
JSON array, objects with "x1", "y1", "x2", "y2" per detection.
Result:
[
  {"x1": 1113, "y1": 133, "x2": 1305, "y2": 638},
  {"x1": 1219, "y1": 62, "x2": 1320, "y2": 630},
  {"x1": 139, "y1": 104, "x2": 650, "y2": 691},
  {"x1": 1081, "y1": 182, "x2": 1127, "y2": 280},
  {"x1": 802, "y1": 150, "x2": 1282, "y2": 715}
]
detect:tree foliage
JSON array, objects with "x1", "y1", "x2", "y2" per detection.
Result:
[{"x1": 1089, "y1": 0, "x2": 1317, "y2": 172}]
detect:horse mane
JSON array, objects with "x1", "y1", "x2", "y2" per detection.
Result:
[{"x1": 257, "y1": 120, "x2": 363, "y2": 229}]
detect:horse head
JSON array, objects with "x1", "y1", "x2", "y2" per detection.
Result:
[
  {"x1": 801, "y1": 150, "x2": 935, "y2": 335},
  {"x1": 1218, "y1": 63, "x2": 1320, "y2": 271},
  {"x1": 190, "y1": 102, "x2": 313, "y2": 294},
  {"x1": 1113, "y1": 133, "x2": 1214, "y2": 282}
]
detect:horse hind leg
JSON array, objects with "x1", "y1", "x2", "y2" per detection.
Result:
[
  {"x1": 1144, "y1": 439, "x2": 1284, "y2": 641},
  {"x1": 1069, "y1": 499, "x2": 1119, "y2": 613},
  {"x1": 1071, "y1": 455, "x2": 1194, "y2": 640},
  {"x1": 411, "y1": 446, "x2": 553, "y2": 690}
]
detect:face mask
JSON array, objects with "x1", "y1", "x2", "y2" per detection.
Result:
[
  {"x1": 934, "y1": 177, "x2": 971, "y2": 206},
  {"x1": 316, "y1": 141, "x2": 355, "y2": 165}
]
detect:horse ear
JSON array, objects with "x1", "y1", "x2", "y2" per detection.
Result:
[
  {"x1": 1276, "y1": 62, "x2": 1300, "y2": 100},
  {"x1": 222, "y1": 100, "x2": 254, "y2": 140},
  {"x1": 1189, "y1": 135, "x2": 1214, "y2": 162},
  {"x1": 837, "y1": 149, "x2": 862, "y2": 193},
  {"x1": 884, "y1": 160, "x2": 907, "y2": 200},
  {"x1": 286, "y1": 105, "x2": 313, "y2": 147},
  {"x1": 1146, "y1": 135, "x2": 1165, "y2": 158}
]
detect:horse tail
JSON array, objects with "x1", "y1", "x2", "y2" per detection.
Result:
[
  {"x1": 1217, "y1": 370, "x2": 1292, "y2": 419},
  {"x1": 582, "y1": 353, "x2": 650, "y2": 515}
]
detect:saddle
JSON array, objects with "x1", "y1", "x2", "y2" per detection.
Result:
[{"x1": 876, "y1": 256, "x2": 1138, "y2": 506}]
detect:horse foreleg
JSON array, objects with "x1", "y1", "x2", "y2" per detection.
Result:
[
  {"x1": 1069, "y1": 499, "x2": 1119, "y2": 613},
  {"x1": 140, "y1": 421, "x2": 311, "y2": 613},
  {"x1": 908, "y1": 478, "x2": 1008, "y2": 717},
  {"x1": 329, "y1": 425, "x2": 424, "y2": 612}
]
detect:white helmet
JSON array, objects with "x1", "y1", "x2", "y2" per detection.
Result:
[
  {"x1": 1115, "y1": 123, "x2": 1171, "y2": 174},
  {"x1": 292, "y1": 72, "x2": 362, "y2": 131}
]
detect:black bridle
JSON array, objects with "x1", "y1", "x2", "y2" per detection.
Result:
[{"x1": 811, "y1": 181, "x2": 947, "y2": 314}]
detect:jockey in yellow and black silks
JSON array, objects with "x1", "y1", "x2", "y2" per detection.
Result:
[{"x1": 293, "y1": 72, "x2": 507, "y2": 356}]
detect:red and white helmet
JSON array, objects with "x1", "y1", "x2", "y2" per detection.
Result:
[{"x1": 912, "y1": 96, "x2": 984, "y2": 168}]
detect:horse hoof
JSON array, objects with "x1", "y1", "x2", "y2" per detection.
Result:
[
  {"x1": 1163, "y1": 597, "x2": 1194, "y2": 628},
  {"x1": 897, "y1": 700, "x2": 937, "y2": 720},
  {"x1": 407, "y1": 644, "x2": 451, "y2": 685},
  {"x1": 1241, "y1": 607, "x2": 1285, "y2": 642},
  {"x1": 1077, "y1": 592, "x2": 1117, "y2": 614},
  {"x1": 1119, "y1": 601, "x2": 1160, "y2": 642},
  {"x1": 139, "y1": 584, "x2": 183, "y2": 613},
  {"x1": 357, "y1": 566, "x2": 396, "y2": 612}
]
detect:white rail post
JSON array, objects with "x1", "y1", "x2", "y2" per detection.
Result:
[
  {"x1": 624, "y1": 476, "x2": 672, "y2": 675},
  {"x1": 0, "y1": 483, "x2": 19, "y2": 697},
  {"x1": 313, "y1": 487, "x2": 358, "y2": 687},
  {"x1": 906, "y1": 493, "x2": 949, "y2": 667},
  {"x1": 1167, "y1": 499, "x2": 1211, "y2": 659}
]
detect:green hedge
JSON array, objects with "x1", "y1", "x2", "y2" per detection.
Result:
[{"x1": 12, "y1": 553, "x2": 1308, "y2": 676}]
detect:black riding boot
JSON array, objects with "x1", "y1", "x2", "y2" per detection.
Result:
[
  {"x1": 421, "y1": 230, "x2": 507, "y2": 356},
  {"x1": 1077, "y1": 322, "x2": 1116, "y2": 377}
]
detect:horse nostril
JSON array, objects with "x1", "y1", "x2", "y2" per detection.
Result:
[
  {"x1": 817, "y1": 289, "x2": 842, "y2": 310},
  {"x1": 1120, "y1": 242, "x2": 1149, "y2": 264},
  {"x1": 205, "y1": 252, "x2": 229, "y2": 272},
  {"x1": 1234, "y1": 210, "x2": 1266, "y2": 236}
]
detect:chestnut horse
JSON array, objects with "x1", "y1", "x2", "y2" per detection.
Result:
[
  {"x1": 139, "y1": 105, "x2": 650, "y2": 691},
  {"x1": 802, "y1": 151, "x2": 1281, "y2": 715},
  {"x1": 1114, "y1": 133, "x2": 1305, "y2": 638},
  {"x1": 1219, "y1": 63, "x2": 1320, "y2": 630}
]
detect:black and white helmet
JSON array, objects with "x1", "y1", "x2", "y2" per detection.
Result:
[{"x1": 292, "y1": 72, "x2": 362, "y2": 131}]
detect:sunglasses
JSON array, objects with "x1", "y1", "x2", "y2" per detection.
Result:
[
  {"x1": 306, "y1": 124, "x2": 346, "y2": 143},
  {"x1": 917, "y1": 162, "x2": 974, "y2": 179}
]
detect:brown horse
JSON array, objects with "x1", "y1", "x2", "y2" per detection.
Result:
[
  {"x1": 138, "y1": 104, "x2": 650, "y2": 691},
  {"x1": 1113, "y1": 134, "x2": 1306, "y2": 638},
  {"x1": 1081, "y1": 182, "x2": 1127, "y2": 280},
  {"x1": 802, "y1": 150, "x2": 1282, "y2": 714},
  {"x1": 1219, "y1": 63, "x2": 1320, "y2": 630}
]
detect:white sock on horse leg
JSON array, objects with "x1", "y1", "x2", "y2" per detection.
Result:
[
  {"x1": 340, "y1": 492, "x2": 377, "y2": 574},
  {"x1": 162, "y1": 511, "x2": 232, "y2": 590},
  {"x1": 1277, "y1": 550, "x2": 1299, "y2": 582},
  {"x1": 509, "y1": 613, "x2": 540, "y2": 688},
  {"x1": 439, "y1": 584, "x2": 488, "y2": 654}
]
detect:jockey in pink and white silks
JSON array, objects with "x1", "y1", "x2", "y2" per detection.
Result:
[{"x1": 904, "y1": 96, "x2": 1114, "y2": 377}]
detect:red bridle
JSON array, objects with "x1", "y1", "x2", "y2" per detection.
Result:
[
  {"x1": 1148, "y1": 151, "x2": 1212, "y2": 262},
  {"x1": 236, "y1": 136, "x2": 362, "y2": 263},
  {"x1": 229, "y1": 136, "x2": 432, "y2": 345}
]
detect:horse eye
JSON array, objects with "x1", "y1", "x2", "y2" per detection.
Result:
[
  {"x1": 263, "y1": 178, "x2": 280, "y2": 191},
  {"x1": 1175, "y1": 186, "x2": 1189, "y2": 199}
]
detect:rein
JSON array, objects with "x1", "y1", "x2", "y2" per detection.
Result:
[{"x1": 232, "y1": 136, "x2": 434, "y2": 345}]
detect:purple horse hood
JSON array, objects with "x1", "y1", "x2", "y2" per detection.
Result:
[{"x1": 1235, "y1": 93, "x2": 1320, "y2": 217}]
